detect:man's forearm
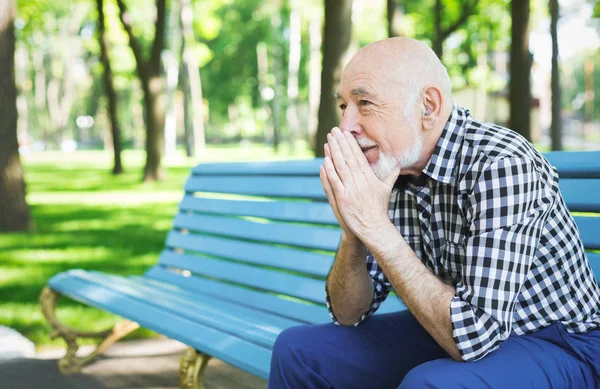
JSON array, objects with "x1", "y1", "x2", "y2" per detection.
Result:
[
  {"x1": 363, "y1": 222, "x2": 462, "y2": 361},
  {"x1": 326, "y1": 232, "x2": 374, "y2": 325}
]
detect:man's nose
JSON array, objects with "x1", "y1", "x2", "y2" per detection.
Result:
[{"x1": 339, "y1": 106, "x2": 363, "y2": 135}]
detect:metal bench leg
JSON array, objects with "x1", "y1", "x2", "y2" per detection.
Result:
[
  {"x1": 39, "y1": 286, "x2": 140, "y2": 374},
  {"x1": 180, "y1": 347, "x2": 212, "y2": 389}
]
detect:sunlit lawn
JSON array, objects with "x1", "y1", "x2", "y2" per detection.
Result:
[{"x1": 0, "y1": 144, "x2": 313, "y2": 351}]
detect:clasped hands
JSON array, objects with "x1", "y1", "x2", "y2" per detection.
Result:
[{"x1": 320, "y1": 127, "x2": 401, "y2": 244}]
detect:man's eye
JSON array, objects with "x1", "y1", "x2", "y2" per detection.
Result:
[{"x1": 359, "y1": 100, "x2": 371, "y2": 106}]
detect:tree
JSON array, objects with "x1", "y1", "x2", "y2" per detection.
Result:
[
  {"x1": 550, "y1": 0, "x2": 562, "y2": 150},
  {"x1": 433, "y1": 0, "x2": 477, "y2": 59},
  {"x1": 387, "y1": 0, "x2": 402, "y2": 37},
  {"x1": 97, "y1": 0, "x2": 124, "y2": 173},
  {"x1": 179, "y1": 0, "x2": 205, "y2": 158},
  {"x1": 314, "y1": 0, "x2": 352, "y2": 157},
  {"x1": 509, "y1": 0, "x2": 532, "y2": 141},
  {"x1": 116, "y1": 0, "x2": 167, "y2": 181},
  {"x1": 0, "y1": 0, "x2": 32, "y2": 232}
]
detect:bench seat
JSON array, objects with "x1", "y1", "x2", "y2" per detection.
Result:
[{"x1": 48, "y1": 269, "x2": 406, "y2": 379}]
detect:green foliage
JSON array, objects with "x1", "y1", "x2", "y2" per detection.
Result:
[
  {"x1": 0, "y1": 147, "x2": 312, "y2": 348},
  {"x1": 400, "y1": 0, "x2": 510, "y2": 92},
  {"x1": 199, "y1": 0, "x2": 276, "y2": 119},
  {"x1": 445, "y1": 0, "x2": 510, "y2": 91}
]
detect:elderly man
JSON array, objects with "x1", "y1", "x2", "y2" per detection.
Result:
[{"x1": 268, "y1": 38, "x2": 600, "y2": 388}]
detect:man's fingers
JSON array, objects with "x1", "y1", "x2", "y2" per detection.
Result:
[
  {"x1": 320, "y1": 165, "x2": 334, "y2": 202},
  {"x1": 323, "y1": 156, "x2": 345, "y2": 195},
  {"x1": 320, "y1": 164, "x2": 344, "y2": 223},
  {"x1": 327, "y1": 129, "x2": 352, "y2": 184},
  {"x1": 332, "y1": 127, "x2": 360, "y2": 171},
  {"x1": 343, "y1": 131, "x2": 372, "y2": 172}
]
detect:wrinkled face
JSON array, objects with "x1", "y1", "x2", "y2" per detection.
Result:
[{"x1": 336, "y1": 63, "x2": 424, "y2": 181}]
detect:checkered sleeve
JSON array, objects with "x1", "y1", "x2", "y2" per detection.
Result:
[
  {"x1": 326, "y1": 248, "x2": 392, "y2": 325},
  {"x1": 451, "y1": 156, "x2": 554, "y2": 361}
]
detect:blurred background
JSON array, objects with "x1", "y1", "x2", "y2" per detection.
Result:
[{"x1": 0, "y1": 0, "x2": 599, "y2": 350}]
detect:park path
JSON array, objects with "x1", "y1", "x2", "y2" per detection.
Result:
[{"x1": 1, "y1": 337, "x2": 267, "y2": 389}]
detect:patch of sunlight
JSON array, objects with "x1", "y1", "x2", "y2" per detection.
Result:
[
  {"x1": 28, "y1": 191, "x2": 184, "y2": 205},
  {"x1": 4, "y1": 247, "x2": 113, "y2": 264},
  {"x1": 53, "y1": 217, "x2": 172, "y2": 233},
  {"x1": 0, "y1": 268, "x2": 32, "y2": 284}
]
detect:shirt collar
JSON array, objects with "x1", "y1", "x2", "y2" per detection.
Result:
[{"x1": 420, "y1": 104, "x2": 466, "y2": 184}]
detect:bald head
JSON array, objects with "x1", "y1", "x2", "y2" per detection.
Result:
[{"x1": 342, "y1": 37, "x2": 452, "y2": 115}]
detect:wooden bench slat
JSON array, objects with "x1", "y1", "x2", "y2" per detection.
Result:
[
  {"x1": 179, "y1": 196, "x2": 338, "y2": 225},
  {"x1": 165, "y1": 231, "x2": 333, "y2": 277},
  {"x1": 143, "y1": 267, "x2": 331, "y2": 324},
  {"x1": 192, "y1": 159, "x2": 323, "y2": 176},
  {"x1": 172, "y1": 213, "x2": 341, "y2": 252},
  {"x1": 573, "y1": 216, "x2": 600, "y2": 250},
  {"x1": 558, "y1": 179, "x2": 600, "y2": 213},
  {"x1": 60, "y1": 270, "x2": 303, "y2": 348},
  {"x1": 143, "y1": 266, "x2": 407, "y2": 320},
  {"x1": 185, "y1": 175, "x2": 327, "y2": 200},
  {"x1": 545, "y1": 151, "x2": 600, "y2": 178},
  {"x1": 157, "y1": 251, "x2": 327, "y2": 304},
  {"x1": 48, "y1": 271, "x2": 273, "y2": 379}
]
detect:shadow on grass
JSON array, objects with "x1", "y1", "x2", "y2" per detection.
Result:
[{"x1": 0, "y1": 202, "x2": 179, "y2": 346}]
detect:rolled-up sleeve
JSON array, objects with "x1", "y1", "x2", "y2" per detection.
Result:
[
  {"x1": 326, "y1": 248, "x2": 392, "y2": 325},
  {"x1": 451, "y1": 157, "x2": 554, "y2": 361}
]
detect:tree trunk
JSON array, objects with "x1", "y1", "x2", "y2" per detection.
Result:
[
  {"x1": 142, "y1": 81, "x2": 165, "y2": 181},
  {"x1": 509, "y1": 0, "x2": 532, "y2": 141},
  {"x1": 180, "y1": 48, "x2": 194, "y2": 157},
  {"x1": 97, "y1": 0, "x2": 124, "y2": 174},
  {"x1": 433, "y1": 0, "x2": 443, "y2": 58},
  {"x1": 308, "y1": 17, "x2": 322, "y2": 143},
  {"x1": 179, "y1": 0, "x2": 205, "y2": 158},
  {"x1": 286, "y1": 7, "x2": 301, "y2": 151},
  {"x1": 0, "y1": 0, "x2": 32, "y2": 232},
  {"x1": 550, "y1": 0, "x2": 562, "y2": 151},
  {"x1": 387, "y1": 0, "x2": 402, "y2": 37},
  {"x1": 116, "y1": 0, "x2": 166, "y2": 181},
  {"x1": 314, "y1": 0, "x2": 353, "y2": 157},
  {"x1": 272, "y1": 44, "x2": 283, "y2": 152}
]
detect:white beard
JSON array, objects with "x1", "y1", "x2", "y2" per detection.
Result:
[{"x1": 359, "y1": 129, "x2": 423, "y2": 182}]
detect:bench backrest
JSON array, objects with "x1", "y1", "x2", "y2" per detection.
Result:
[
  {"x1": 145, "y1": 160, "x2": 339, "y2": 324},
  {"x1": 544, "y1": 151, "x2": 600, "y2": 277},
  {"x1": 144, "y1": 151, "x2": 600, "y2": 325}
]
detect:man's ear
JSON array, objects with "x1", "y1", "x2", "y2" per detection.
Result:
[{"x1": 421, "y1": 86, "x2": 443, "y2": 130}]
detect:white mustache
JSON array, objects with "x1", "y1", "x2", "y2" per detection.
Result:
[{"x1": 355, "y1": 137, "x2": 378, "y2": 149}]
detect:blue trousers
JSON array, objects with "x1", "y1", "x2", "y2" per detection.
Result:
[{"x1": 268, "y1": 310, "x2": 600, "y2": 388}]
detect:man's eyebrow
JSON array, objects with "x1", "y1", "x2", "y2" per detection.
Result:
[
  {"x1": 350, "y1": 87, "x2": 375, "y2": 98},
  {"x1": 333, "y1": 87, "x2": 376, "y2": 100}
]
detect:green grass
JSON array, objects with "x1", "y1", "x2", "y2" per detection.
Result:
[{"x1": 0, "y1": 145, "x2": 312, "y2": 351}]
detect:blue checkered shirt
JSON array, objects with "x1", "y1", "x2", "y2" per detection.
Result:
[{"x1": 326, "y1": 105, "x2": 600, "y2": 361}]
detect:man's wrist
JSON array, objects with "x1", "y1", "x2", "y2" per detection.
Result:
[
  {"x1": 341, "y1": 230, "x2": 363, "y2": 248},
  {"x1": 360, "y1": 220, "x2": 405, "y2": 260},
  {"x1": 358, "y1": 217, "x2": 397, "y2": 247}
]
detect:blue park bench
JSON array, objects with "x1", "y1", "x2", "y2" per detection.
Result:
[{"x1": 40, "y1": 151, "x2": 600, "y2": 388}]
